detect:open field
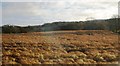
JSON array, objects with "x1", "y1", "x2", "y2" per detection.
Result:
[{"x1": 2, "y1": 30, "x2": 120, "y2": 64}]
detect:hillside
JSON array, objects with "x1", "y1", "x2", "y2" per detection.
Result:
[{"x1": 1, "y1": 18, "x2": 120, "y2": 34}]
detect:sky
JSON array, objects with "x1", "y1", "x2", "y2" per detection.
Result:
[{"x1": 1, "y1": 0, "x2": 120, "y2": 26}]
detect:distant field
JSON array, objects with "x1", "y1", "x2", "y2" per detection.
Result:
[{"x1": 2, "y1": 30, "x2": 119, "y2": 64}]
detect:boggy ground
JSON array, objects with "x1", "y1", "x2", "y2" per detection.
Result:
[{"x1": 2, "y1": 30, "x2": 120, "y2": 64}]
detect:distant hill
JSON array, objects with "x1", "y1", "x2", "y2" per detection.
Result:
[{"x1": 1, "y1": 18, "x2": 120, "y2": 34}]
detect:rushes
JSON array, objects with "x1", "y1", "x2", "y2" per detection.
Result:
[{"x1": 2, "y1": 30, "x2": 119, "y2": 64}]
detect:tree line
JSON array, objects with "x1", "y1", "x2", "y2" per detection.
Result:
[{"x1": 1, "y1": 18, "x2": 120, "y2": 34}]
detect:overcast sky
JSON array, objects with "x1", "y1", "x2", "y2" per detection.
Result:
[{"x1": 1, "y1": 0, "x2": 119, "y2": 26}]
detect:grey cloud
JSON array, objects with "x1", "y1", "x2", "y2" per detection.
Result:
[{"x1": 2, "y1": 0, "x2": 119, "y2": 26}]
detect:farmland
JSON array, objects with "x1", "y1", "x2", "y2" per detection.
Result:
[{"x1": 2, "y1": 30, "x2": 119, "y2": 64}]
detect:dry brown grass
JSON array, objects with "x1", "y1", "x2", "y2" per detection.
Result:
[{"x1": 2, "y1": 30, "x2": 119, "y2": 64}]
